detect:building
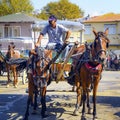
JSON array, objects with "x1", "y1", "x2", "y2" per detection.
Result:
[
  {"x1": 0, "y1": 13, "x2": 85, "y2": 51},
  {"x1": 84, "y1": 13, "x2": 120, "y2": 50},
  {"x1": 0, "y1": 13, "x2": 40, "y2": 50}
]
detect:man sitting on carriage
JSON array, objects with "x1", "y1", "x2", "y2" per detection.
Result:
[{"x1": 35, "y1": 15, "x2": 71, "y2": 62}]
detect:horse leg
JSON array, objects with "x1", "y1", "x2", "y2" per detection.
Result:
[
  {"x1": 41, "y1": 86, "x2": 48, "y2": 118},
  {"x1": 81, "y1": 90, "x2": 87, "y2": 120},
  {"x1": 23, "y1": 96, "x2": 31, "y2": 120},
  {"x1": 92, "y1": 83, "x2": 99, "y2": 120},
  {"x1": 6, "y1": 67, "x2": 11, "y2": 87},
  {"x1": 13, "y1": 68, "x2": 18, "y2": 88},
  {"x1": 73, "y1": 79, "x2": 82, "y2": 116},
  {"x1": 32, "y1": 86, "x2": 38, "y2": 114},
  {"x1": 86, "y1": 90, "x2": 92, "y2": 114},
  {"x1": 72, "y1": 85, "x2": 76, "y2": 92},
  {"x1": 23, "y1": 73, "x2": 35, "y2": 120}
]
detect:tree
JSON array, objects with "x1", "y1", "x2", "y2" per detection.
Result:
[
  {"x1": 0, "y1": 0, "x2": 34, "y2": 16},
  {"x1": 36, "y1": 0, "x2": 84, "y2": 20}
]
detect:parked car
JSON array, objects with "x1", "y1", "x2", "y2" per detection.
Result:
[
  {"x1": 0, "y1": 37, "x2": 34, "y2": 50},
  {"x1": 0, "y1": 37, "x2": 35, "y2": 57}
]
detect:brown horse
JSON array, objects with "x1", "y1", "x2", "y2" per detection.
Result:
[
  {"x1": 24, "y1": 47, "x2": 53, "y2": 119},
  {"x1": 0, "y1": 43, "x2": 21, "y2": 87},
  {"x1": 71, "y1": 28, "x2": 110, "y2": 120}
]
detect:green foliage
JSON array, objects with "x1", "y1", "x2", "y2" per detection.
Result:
[
  {"x1": 36, "y1": 0, "x2": 84, "y2": 20},
  {"x1": 0, "y1": 0, "x2": 34, "y2": 16}
]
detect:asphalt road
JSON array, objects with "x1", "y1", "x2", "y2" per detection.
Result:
[{"x1": 0, "y1": 70, "x2": 120, "y2": 120}]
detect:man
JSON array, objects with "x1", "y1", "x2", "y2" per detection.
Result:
[{"x1": 35, "y1": 15, "x2": 71, "y2": 62}]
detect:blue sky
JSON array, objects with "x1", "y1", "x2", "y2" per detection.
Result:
[{"x1": 31, "y1": 0, "x2": 120, "y2": 16}]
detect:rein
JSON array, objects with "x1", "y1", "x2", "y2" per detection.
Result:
[
  {"x1": 37, "y1": 43, "x2": 68, "y2": 77},
  {"x1": 93, "y1": 49, "x2": 106, "y2": 61},
  {"x1": 91, "y1": 32, "x2": 108, "y2": 63}
]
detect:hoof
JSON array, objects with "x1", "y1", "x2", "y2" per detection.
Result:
[
  {"x1": 32, "y1": 110, "x2": 37, "y2": 114},
  {"x1": 14, "y1": 85, "x2": 18, "y2": 88},
  {"x1": 93, "y1": 116, "x2": 98, "y2": 120},
  {"x1": 41, "y1": 111, "x2": 49, "y2": 118},
  {"x1": 81, "y1": 115, "x2": 86, "y2": 120},
  {"x1": 23, "y1": 117, "x2": 28, "y2": 120},
  {"x1": 42, "y1": 114, "x2": 49, "y2": 119},
  {"x1": 72, "y1": 87, "x2": 75, "y2": 92},
  {"x1": 6, "y1": 84, "x2": 10, "y2": 88},
  {"x1": 73, "y1": 109, "x2": 79, "y2": 116},
  {"x1": 88, "y1": 108, "x2": 92, "y2": 114},
  {"x1": 55, "y1": 79, "x2": 59, "y2": 83}
]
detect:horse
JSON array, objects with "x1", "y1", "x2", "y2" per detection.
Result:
[
  {"x1": 0, "y1": 43, "x2": 21, "y2": 87},
  {"x1": 70, "y1": 28, "x2": 110, "y2": 120},
  {"x1": 24, "y1": 46, "x2": 53, "y2": 120}
]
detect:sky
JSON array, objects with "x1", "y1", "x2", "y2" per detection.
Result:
[{"x1": 31, "y1": 0, "x2": 120, "y2": 17}]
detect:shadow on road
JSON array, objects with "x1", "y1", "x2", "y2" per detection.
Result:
[
  {"x1": 0, "y1": 93, "x2": 120, "y2": 120},
  {"x1": 97, "y1": 96, "x2": 120, "y2": 107},
  {"x1": 97, "y1": 96, "x2": 120, "y2": 118},
  {"x1": 0, "y1": 94, "x2": 67, "y2": 120}
]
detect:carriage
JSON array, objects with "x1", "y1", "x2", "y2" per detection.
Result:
[
  {"x1": 0, "y1": 45, "x2": 27, "y2": 86},
  {"x1": 23, "y1": 25, "x2": 110, "y2": 120},
  {"x1": 0, "y1": 20, "x2": 84, "y2": 88},
  {"x1": 32, "y1": 20, "x2": 85, "y2": 82},
  {"x1": 0, "y1": 20, "x2": 110, "y2": 120}
]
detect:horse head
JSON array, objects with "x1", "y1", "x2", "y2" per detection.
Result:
[
  {"x1": 91, "y1": 28, "x2": 110, "y2": 64},
  {"x1": 29, "y1": 47, "x2": 52, "y2": 79},
  {"x1": 6, "y1": 42, "x2": 16, "y2": 59}
]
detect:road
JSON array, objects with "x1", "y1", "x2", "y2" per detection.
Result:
[{"x1": 0, "y1": 70, "x2": 120, "y2": 120}]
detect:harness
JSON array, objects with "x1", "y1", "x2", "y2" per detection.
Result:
[
  {"x1": 84, "y1": 62, "x2": 102, "y2": 74},
  {"x1": 27, "y1": 47, "x2": 51, "y2": 88}
]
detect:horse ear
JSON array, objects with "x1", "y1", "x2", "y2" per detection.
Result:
[
  {"x1": 8, "y1": 45, "x2": 10, "y2": 48},
  {"x1": 13, "y1": 45, "x2": 16, "y2": 49},
  {"x1": 104, "y1": 28, "x2": 110, "y2": 44},
  {"x1": 93, "y1": 27, "x2": 97, "y2": 37},
  {"x1": 104, "y1": 28, "x2": 109, "y2": 35}
]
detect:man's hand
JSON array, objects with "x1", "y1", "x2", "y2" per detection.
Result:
[
  {"x1": 30, "y1": 49, "x2": 37, "y2": 55},
  {"x1": 74, "y1": 41, "x2": 79, "y2": 45},
  {"x1": 35, "y1": 43, "x2": 39, "y2": 48},
  {"x1": 64, "y1": 39, "x2": 69, "y2": 44}
]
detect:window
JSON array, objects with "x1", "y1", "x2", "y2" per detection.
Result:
[
  {"x1": 13, "y1": 26, "x2": 20, "y2": 37},
  {"x1": 69, "y1": 37, "x2": 74, "y2": 42},
  {"x1": 0, "y1": 26, "x2": 3, "y2": 38},
  {"x1": 104, "y1": 24, "x2": 116, "y2": 34},
  {"x1": 4, "y1": 26, "x2": 12, "y2": 37},
  {"x1": 84, "y1": 24, "x2": 91, "y2": 35},
  {"x1": 4, "y1": 25, "x2": 21, "y2": 37}
]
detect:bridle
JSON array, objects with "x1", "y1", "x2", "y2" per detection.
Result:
[
  {"x1": 92, "y1": 32, "x2": 109, "y2": 63},
  {"x1": 6, "y1": 43, "x2": 16, "y2": 59},
  {"x1": 34, "y1": 47, "x2": 51, "y2": 78}
]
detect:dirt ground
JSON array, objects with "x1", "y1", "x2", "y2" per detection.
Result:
[{"x1": 0, "y1": 71, "x2": 120, "y2": 120}]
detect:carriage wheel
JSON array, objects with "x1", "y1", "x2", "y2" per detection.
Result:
[
  {"x1": 0, "y1": 70, "x2": 4, "y2": 76},
  {"x1": 22, "y1": 70, "x2": 28, "y2": 84}
]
